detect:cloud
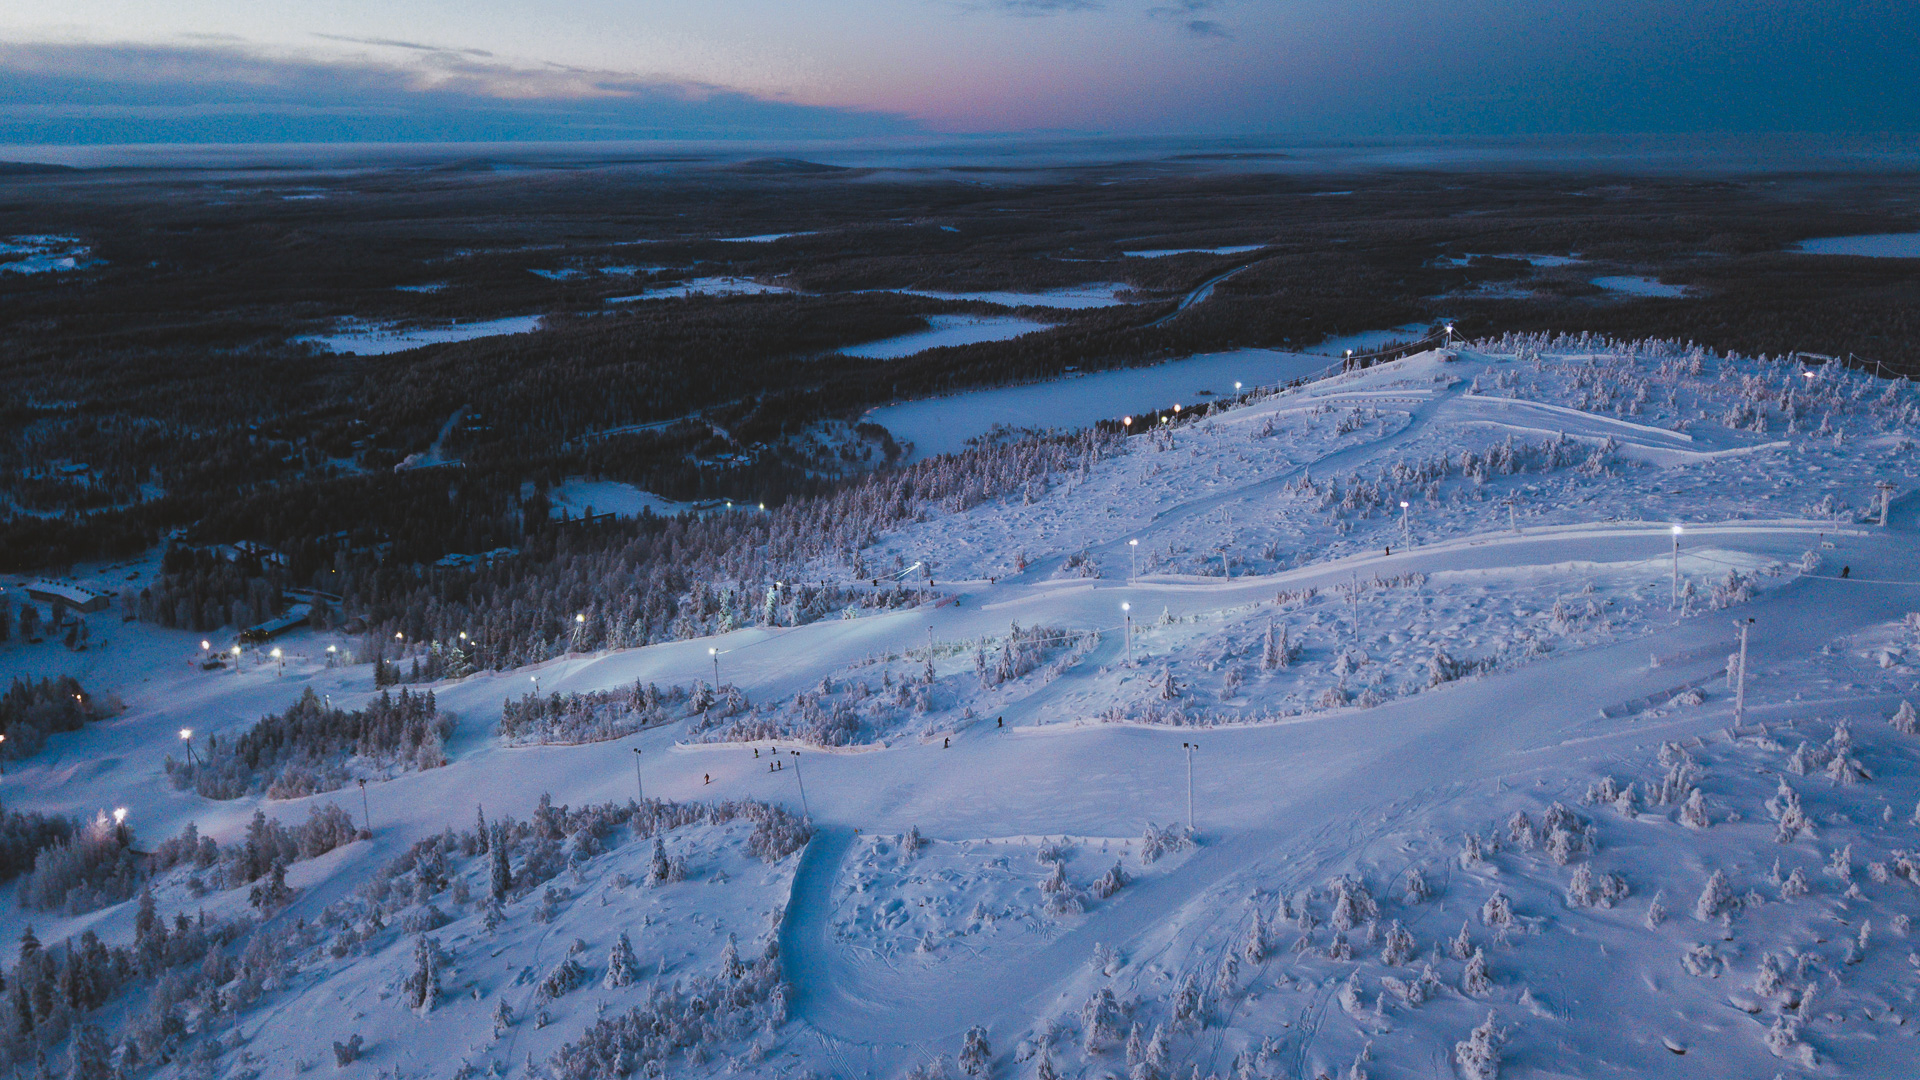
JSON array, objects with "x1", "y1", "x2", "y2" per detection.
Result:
[
  {"x1": 1146, "y1": 0, "x2": 1233, "y2": 39},
  {"x1": 310, "y1": 34, "x2": 496, "y2": 59},
  {"x1": 0, "y1": 42, "x2": 919, "y2": 144},
  {"x1": 983, "y1": 0, "x2": 1105, "y2": 13}
]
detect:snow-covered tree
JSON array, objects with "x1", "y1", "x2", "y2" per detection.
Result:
[
  {"x1": 1693, "y1": 870, "x2": 1732, "y2": 921},
  {"x1": 603, "y1": 932, "x2": 639, "y2": 988},
  {"x1": 403, "y1": 936, "x2": 440, "y2": 1016},
  {"x1": 958, "y1": 1026, "x2": 991, "y2": 1076},
  {"x1": 1453, "y1": 1013, "x2": 1504, "y2": 1080}
]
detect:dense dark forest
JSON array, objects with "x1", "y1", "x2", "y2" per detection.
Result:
[{"x1": 2, "y1": 156, "x2": 1915, "y2": 648}]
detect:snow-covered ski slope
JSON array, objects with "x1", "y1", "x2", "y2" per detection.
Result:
[{"x1": 6, "y1": 337, "x2": 1920, "y2": 1080}]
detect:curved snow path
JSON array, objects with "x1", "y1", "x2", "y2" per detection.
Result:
[{"x1": 777, "y1": 539, "x2": 1920, "y2": 1047}]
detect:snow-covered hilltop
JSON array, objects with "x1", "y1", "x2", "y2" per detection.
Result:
[{"x1": 4, "y1": 336, "x2": 1920, "y2": 1080}]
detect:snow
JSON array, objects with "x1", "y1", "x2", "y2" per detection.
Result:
[
  {"x1": 839, "y1": 314, "x2": 1050, "y2": 359},
  {"x1": 1436, "y1": 253, "x2": 1584, "y2": 268},
  {"x1": 1123, "y1": 245, "x2": 1265, "y2": 258},
  {"x1": 890, "y1": 284, "x2": 1135, "y2": 309},
  {"x1": 546, "y1": 479, "x2": 694, "y2": 520},
  {"x1": 1793, "y1": 232, "x2": 1920, "y2": 258},
  {"x1": 715, "y1": 232, "x2": 816, "y2": 243},
  {"x1": 0, "y1": 234, "x2": 96, "y2": 274},
  {"x1": 1591, "y1": 275, "x2": 1689, "y2": 298},
  {"x1": 862, "y1": 348, "x2": 1333, "y2": 460},
  {"x1": 1296, "y1": 325, "x2": 1431, "y2": 356},
  {"x1": 606, "y1": 277, "x2": 792, "y2": 302},
  {"x1": 299, "y1": 316, "x2": 546, "y2": 355},
  {"x1": 8, "y1": 336, "x2": 1920, "y2": 1080}
]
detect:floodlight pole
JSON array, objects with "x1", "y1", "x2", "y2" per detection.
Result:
[
  {"x1": 1733, "y1": 619, "x2": 1752, "y2": 727},
  {"x1": 1181, "y1": 741, "x2": 1198, "y2": 832},
  {"x1": 790, "y1": 751, "x2": 810, "y2": 820},
  {"x1": 1670, "y1": 525, "x2": 1683, "y2": 608},
  {"x1": 632, "y1": 747, "x2": 644, "y2": 803}
]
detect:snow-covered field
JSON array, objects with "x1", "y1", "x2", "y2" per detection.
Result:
[
  {"x1": 607, "y1": 277, "x2": 793, "y2": 302},
  {"x1": 7, "y1": 335, "x2": 1920, "y2": 1080},
  {"x1": 300, "y1": 316, "x2": 546, "y2": 355},
  {"x1": 841, "y1": 315, "x2": 1052, "y2": 360},
  {"x1": 863, "y1": 350, "x2": 1332, "y2": 460},
  {"x1": 1, "y1": 235, "x2": 96, "y2": 274},
  {"x1": 1123, "y1": 246, "x2": 1265, "y2": 258},
  {"x1": 1591, "y1": 275, "x2": 1688, "y2": 298},
  {"x1": 546, "y1": 480, "x2": 695, "y2": 520},
  {"x1": 1793, "y1": 232, "x2": 1920, "y2": 258}
]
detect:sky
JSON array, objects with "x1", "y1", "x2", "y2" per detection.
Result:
[{"x1": 0, "y1": 0, "x2": 1915, "y2": 144}]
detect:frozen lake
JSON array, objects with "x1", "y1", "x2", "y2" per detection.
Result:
[
  {"x1": 840, "y1": 314, "x2": 1050, "y2": 359},
  {"x1": 1122, "y1": 244, "x2": 1265, "y2": 258},
  {"x1": 1301, "y1": 325, "x2": 1432, "y2": 356},
  {"x1": 298, "y1": 315, "x2": 545, "y2": 355},
  {"x1": 1793, "y1": 232, "x2": 1920, "y2": 258},
  {"x1": 863, "y1": 348, "x2": 1333, "y2": 461},
  {"x1": 890, "y1": 284, "x2": 1133, "y2": 309},
  {"x1": 1591, "y1": 275, "x2": 1687, "y2": 297}
]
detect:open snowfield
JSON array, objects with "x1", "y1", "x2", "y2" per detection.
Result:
[
  {"x1": 6, "y1": 337, "x2": 1920, "y2": 1080},
  {"x1": 300, "y1": 316, "x2": 546, "y2": 355}
]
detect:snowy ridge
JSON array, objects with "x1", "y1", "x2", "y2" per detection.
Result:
[{"x1": 3, "y1": 334, "x2": 1920, "y2": 1080}]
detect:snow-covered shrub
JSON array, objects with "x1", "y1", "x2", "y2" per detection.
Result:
[
  {"x1": 1780, "y1": 867, "x2": 1809, "y2": 900},
  {"x1": 1480, "y1": 891, "x2": 1514, "y2": 930},
  {"x1": 332, "y1": 1035, "x2": 363, "y2": 1068},
  {"x1": 1081, "y1": 989, "x2": 1124, "y2": 1050},
  {"x1": 1892, "y1": 700, "x2": 1918, "y2": 735},
  {"x1": 1140, "y1": 823, "x2": 1193, "y2": 864},
  {"x1": 1453, "y1": 1012, "x2": 1504, "y2": 1079},
  {"x1": 1090, "y1": 861, "x2": 1130, "y2": 900},
  {"x1": 958, "y1": 1026, "x2": 991, "y2": 1076},
  {"x1": 1693, "y1": 870, "x2": 1732, "y2": 920},
  {"x1": 1679, "y1": 788, "x2": 1710, "y2": 829}
]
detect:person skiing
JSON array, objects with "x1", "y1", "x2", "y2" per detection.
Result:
[
  {"x1": 943, "y1": 737, "x2": 950, "y2": 748},
  {"x1": 1842, "y1": 565, "x2": 1851, "y2": 578}
]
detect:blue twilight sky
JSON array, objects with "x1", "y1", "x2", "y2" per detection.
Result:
[{"x1": 0, "y1": 0, "x2": 1914, "y2": 143}]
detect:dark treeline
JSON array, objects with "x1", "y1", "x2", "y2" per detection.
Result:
[
  {"x1": 165, "y1": 687, "x2": 452, "y2": 800},
  {"x1": 0, "y1": 676, "x2": 114, "y2": 761}
]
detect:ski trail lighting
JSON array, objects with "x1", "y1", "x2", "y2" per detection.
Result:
[
  {"x1": 1181, "y1": 741, "x2": 1199, "y2": 832},
  {"x1": 1399, "y1": 500, "x2": 1411, "y2": 545},
  {"x1": 358, "y1": 778, "x2": 372, "y2": 837},
  {"x1": 1129, "y1": 538, "x2": 1139, "y2": 583},
  {"x1": 790, "y1": 750, "x2": 810, "y2": 820},
  {"x1": 180, "y1": 728, "x2": 195, "y2": 767},
  {"x1": 271, "y1": 646, "x2": 283, "y2": 675},
  {"x1": 1670, "y1": 525, "x2": 1683, "y2": 608},
  {"x1": 1122, "y1": 603, "x2": 1133, "y2": 665},
  {"x1": 1445, "y1": 323, "x2": 1455, "y2": 348},
  {"x1": 1733, "y1": 619, "x2": 1752, "y2": 727},
  {"x1": 232, "y1": 645, "x2": 242, "y2": 674},
  {"x1": 326, "y1": 644, "x2": 337, "y2": 667},
  {"x1": 632, "y1": 747, "x2": 644, "y2": 802},
  {"x1": 709, "y1": 647, "x2": 720, "y2": 685}
]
